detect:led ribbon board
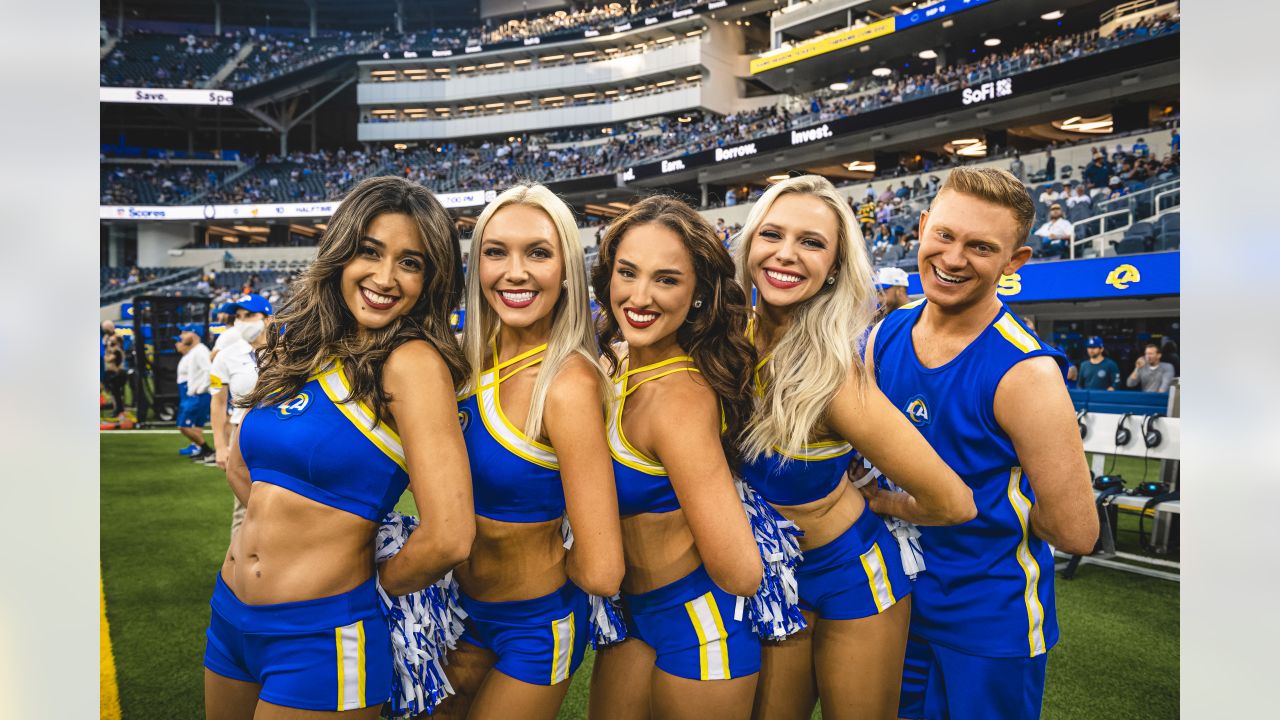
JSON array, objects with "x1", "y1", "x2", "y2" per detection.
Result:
[{"x1": 100, "y1": 87, "x2": 234, "y2": 106}]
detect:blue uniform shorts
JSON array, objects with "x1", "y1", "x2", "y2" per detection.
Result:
[
  {"x1": 459, "y1": 580, "x2": 589, "y2": 686},
  {"x1": 795, "y1": 506, "x2": 912, "y2": 620},
  {"x1": 898, "y1": 635, "x2": 1048, "y2": 720},
  {"x1": 178, "y1": 392, "x2": 211, "y2": 428},
  {"x1": 622, "y1": 564, "x2": 760, "y2": 681},
  {"x1": 203, "y1": 573, "x2": 392, "y2": 712}
]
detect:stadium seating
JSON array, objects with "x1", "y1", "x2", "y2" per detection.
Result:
[
  {"x1": 100, "y1": 32, "x2": 235, "y2": 88},
  {"x1": 104, "y1": 15, "x2": 1179, "y2": 207}
]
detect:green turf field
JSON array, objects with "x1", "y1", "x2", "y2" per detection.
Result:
[{"x1": 101, "y1": 435, "x2": 1178, "y2": 719}]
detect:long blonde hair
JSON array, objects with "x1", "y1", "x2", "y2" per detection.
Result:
[
  {"x1": 462, "y1": 183, "x2": 608, "y2": 441},
  {"x1": 734, "y1": 175, "x2": 876, "y2": 460}
]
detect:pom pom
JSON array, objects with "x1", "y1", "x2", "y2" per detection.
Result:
[
  {"x1": 852, "y1": 454, "x2": 926, "y2": 580},
  {"x1": 375, "y1": 512, "x2": 468, "y2": 717},
  {"x1": 735, "y1": 478, "x2": 807, "y2": 641},
  {"x1": 561, "y1": 516, "x2": 628, "y2": 648}
]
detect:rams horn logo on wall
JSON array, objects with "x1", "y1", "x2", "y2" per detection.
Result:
[
  {"x1": 1105, "y1": 264, "x2": 1141, "y2": 290},
  {"x1": 904, "y1": 395, "x2": 931, "y2": 426},
  {"x1": 997, "y1": 273, "x2": 1022, "y2": 296},
  {"x1": 458, "y1": 408, "x2": 471, "y2": 432},
  {"x1": 278, "y1": 392, "x2": 311, "y2": 418}
]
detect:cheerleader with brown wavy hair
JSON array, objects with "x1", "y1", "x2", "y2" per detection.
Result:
[{"x1": 586, "y1": 195, "x2": 765, "y2": 720}]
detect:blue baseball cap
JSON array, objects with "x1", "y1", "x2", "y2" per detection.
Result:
[
  {"x1": 232, "y1": 293, "x2": 273, "y2": 316},
  {"x1": 1086, "y1": 336, "x2": 1105, "y2": 348},
  {"x1": 215, "y1": 302, "x2": 238, "y2": 316}
]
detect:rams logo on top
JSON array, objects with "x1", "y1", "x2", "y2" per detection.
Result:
[
  {"x1": 278, "y1": 392, "x2": 311, "y2": 418},
  {"x1": 904, "y1": 395, "x2": 931, "y2": 426},
  {"x1": 458, "y1": 408, "x2": 472, "y2": 433}
]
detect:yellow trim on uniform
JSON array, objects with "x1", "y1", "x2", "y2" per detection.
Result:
[
  {"x1": 686, "y1": 598, "x2": 711, "y2": 680},
  {"x1": 356, "y1": 621, "x2": 367, "y2": 707},
  {"x1": 318, "y1": 365, "x2": 408, "y2": 472},
  {"x1": 994, "y1": 313, "x2": 1042, "y2": 354},
  {"x1": 100, "y1": 574, "x2": 122, "y2": 720},
  {"x1": 1007, "y1": 467, "x2": 1048, "y2": 657},
  {"x1": 610, "y1": 356, "x2": 697, "y2": 475},
  {"x1": 476, "y1": 396, "x2": 560, "y2": 470},
  {"x1": 565, "y1": 615, "x2": 576, "y2": 682},
  {"x1": 549, "y1": 614, "x2": 575, "y2": 684},
  {"x1": 707, "y1": 594, "x2": 730, "y2": 678},
  {"x1": 860, "y1": 542, "x2": 897, "y2": 612},
  {"x1": 335, "y1": 627, "x2": 346, "y2": 710},
  {"x1": 550, "y1": 617, "x2": 562, "y2": 684},
  {"x1": 771, "y1": 441, "x2": 853, "y2": 462},
  {"x1": 209, "y1": 374, "x2": 224, "y2": 390},
  {"x1": 332, "y1": 359, "x2": 403, "y2": 444},
  {"x1": 899, "y1": 298, "x2": 925, "y2": 311},
  {"x1": 684, "y1": 593, "x2": 731, "y2": 681}
]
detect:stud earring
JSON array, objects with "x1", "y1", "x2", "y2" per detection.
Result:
[
  {"x1": 826, "y1": 276, "x2": 836, "y2": 285},
  {"x1": 562, "y1": 279, "x2": 568, "y2": 288},
  {"x1": 693, "y1": 299, "x2": 703, "y2": 309}
]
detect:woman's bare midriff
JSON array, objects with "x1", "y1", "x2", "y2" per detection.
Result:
[
  {"x1": 770, "y1": 477, "x2": 867, "y2": 551},
  {"x1": 618, "y1": 508, "x2": 702, "y2": 596},
  {"x1": 221, "y1": 482, "x2": 378, "y2": 605},
  {"x1": 454, "y1": 516, "x2": 567, "y2": 602}
]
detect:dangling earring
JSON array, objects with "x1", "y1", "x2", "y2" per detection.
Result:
[
  {"x1": 826, "y1": 275, "x2": 836, "y2": 285},
  {"x1": 692, "y1": 298, "x2": 704, "y2": 309}
]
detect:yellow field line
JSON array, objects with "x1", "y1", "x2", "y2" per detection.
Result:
[{"x1": 101, "y1": 572, "x2": 122, "y2": 720}]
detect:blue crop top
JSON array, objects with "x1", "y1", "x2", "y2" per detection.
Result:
[
  {"x1": 457, "y1": 342, "x2": 565, "y2": 523},
  {"x1": 738, "y1": 324, "x2": 855, "y2": 506},
  {"x1": 606, "y1": 356, "x2": 697, "y2": 516},
  {"x1": 239, "y1": 359, "x2": 409, "y2": 522}
]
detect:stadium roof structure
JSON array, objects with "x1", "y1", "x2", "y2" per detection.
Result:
[{"x1": 105, "y1": 0, "x2": 485, "y2": 34}]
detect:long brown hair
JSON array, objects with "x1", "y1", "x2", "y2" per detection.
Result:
[
  {"x1": 241, "y1": 176, "x2": 467, "y2": 424},
  {"x1": 591, "y1": 195, "x2": 757, "y2": 467}
]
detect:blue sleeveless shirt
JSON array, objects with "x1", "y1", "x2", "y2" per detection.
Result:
[
  {"x1": 738, "y1": 346, "x2": 855, "y2": 506},
  {"x1": 457, "y1": 343, "x2": 566, "y2": 523},
  {"x1": 873, "y1": 298, "x2": 1066, "y2": 658},
  {"x1": 239, "y1": 359, "x2": 409, "y2": 522},
  {"x1": 606, "y1": 356, "x2": 691, "y2": 516}
]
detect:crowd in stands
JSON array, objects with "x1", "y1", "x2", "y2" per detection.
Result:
[
  {"x1": 101, "y1": 1, "x2": 679, "y2": 89},
  {"x1": 103, "y1": 14, "x2": 1178, "y2": 223},
  {"x1": 227, "y1": 31, "x2": 379, "y2": 88},
  {"x1": 201, "y1": 147, "x2": 391, "y2": 204},
  {"x1": 101, "y1": 163, "x2": 229, "y2": 205},
  {"x1": 101, "y1": 32, "x2": 235, "y2": 88},
  {"x1": 102, "y1": 266, "x2": 170, "y2": 292},
  {"x1": 101, "y1": 265, "x2": 300, "y2": 309}
]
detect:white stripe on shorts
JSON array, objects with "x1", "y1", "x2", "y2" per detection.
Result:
[
  {"x1": 550, "y1": 612, "x2": 575, "y2": 684},
  {"x1": 685, "y1": 593, "x2": 730, "y2": 680},
  {"x1": 860, "y1": 543, "x2": 897, "y2": 613},
  {"x1": 335, "y1": 620, "x2": 366, "y2": 710}
]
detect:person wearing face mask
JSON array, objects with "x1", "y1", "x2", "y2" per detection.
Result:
[
  {"x1": 210, "y1": 303, "x2": 242, "y2": 360},
  {"x1": 734, "y1": 175, "x2": 974, "y2": 720},
  {"x1": 203, "y1": 176, "x2": 475, "y2": 719},
  {"x1": 207, "y1": 293, "x2": 271, "y2": 539},
  {"x1": 586, "y1": 197, "x2": 769, "y2": 720},
  {"x1": 440, "y1": 185, "x2": 623, "y2": 720}
]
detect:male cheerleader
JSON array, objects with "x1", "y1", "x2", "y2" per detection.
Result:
[{"x1": 863, "y1": 167, "x2": 1097, "y2": 719}]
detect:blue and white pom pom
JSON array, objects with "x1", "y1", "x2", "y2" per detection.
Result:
[
  {"x1": 851, "y1": 455, "x2": 926, "y2": 580},
  {"x1": 561, "y1": 516, "x2": 628, "y2": 648},
  {"x1": 375, "y1": 512, "x2": 468, "y2": 718},
  {"x1": 734, "y1": 477, "x2": 807, "y2": 641}
]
